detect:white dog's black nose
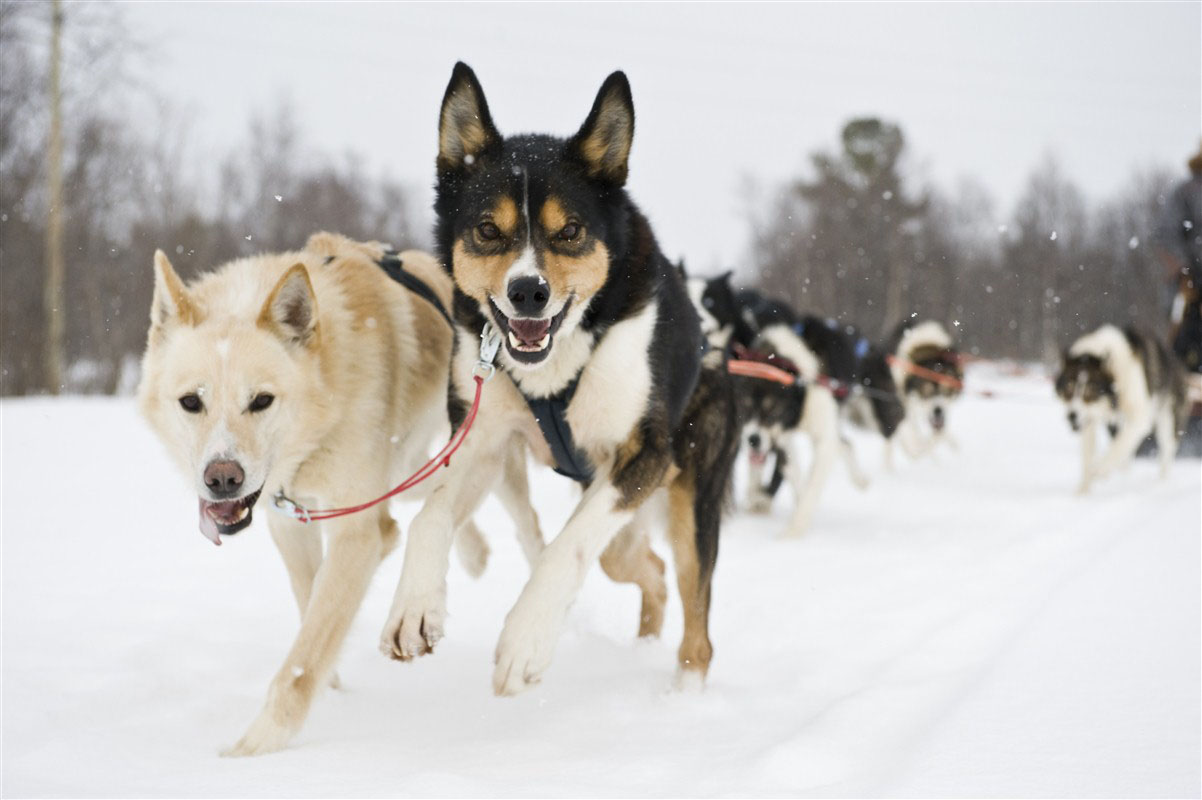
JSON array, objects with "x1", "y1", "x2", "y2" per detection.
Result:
[
  {"x1": 1067, "y1": 411, "x2": 1080, "y2": 431},
  {"x1": 204, "y1": 460, "x2": 245, "y2": 498},
  {"x1": 507, "y1": 276, "x2": 548, "y2": 316}
]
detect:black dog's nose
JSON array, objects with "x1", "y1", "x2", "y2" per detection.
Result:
[
  {"x1": 507, "y1": 276, "x2": 549, "y2": 316},
  {"x1": 748, "y1": 433, "x2": 762, "y2": 450},
  {"x1": 204, "y1": 460, "x2": 245, "y2": 497}
]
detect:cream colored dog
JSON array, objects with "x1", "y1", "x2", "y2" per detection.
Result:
[{"x1": 138, "y1": 232, "x2": 543, "y2": 756}]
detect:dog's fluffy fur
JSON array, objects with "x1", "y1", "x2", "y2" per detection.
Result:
[
  {"x1": 378, "y1": 63, "x2": 739, "y2": 694},
  {"x1": 138, "y1": 233, "x2": 543, "y2": 755},
  {"x1": 1055, "y1": 324, "x2": 1187, "y2": 493},
  {"x1": 885, "y1": 319, "x2": 964, "y2": 465}
]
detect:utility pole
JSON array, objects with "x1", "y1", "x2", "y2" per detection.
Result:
[{"x1": 43, "y1": 0, "x2": 65, "y2": 394}]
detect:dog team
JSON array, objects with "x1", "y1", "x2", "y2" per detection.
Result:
[{"x1": 136, "y1": 63, "x2": 1191, "y2": 755}]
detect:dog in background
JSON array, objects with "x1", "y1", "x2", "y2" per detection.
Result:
[
  {"x1": 138, "y1": 233, "x2": 543, "y2": 755},
  {"x1": 886, "y1": 318, "x2": 964, "y2": 465},
  {"x1": 379, "y1": 63, "x2": 740, "y2": 694},
  {"x1": 1056, "y1": 324, "x2": 1186, "y2": 493},
  {"x1": 687, "y1": 272, "x2": 904, "y2": 530}
]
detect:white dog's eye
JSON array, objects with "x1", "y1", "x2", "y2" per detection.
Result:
[
  {"x1": 179, "y1": 393, "x2": 203, "y2": 414},
  {"x1": 248, "y1": 393, "x2": 275, "y2": 413}
]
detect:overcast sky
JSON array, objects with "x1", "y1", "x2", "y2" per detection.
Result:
[{"x1": 123, "y1": 1, "x2": 1201, "y2": 271}]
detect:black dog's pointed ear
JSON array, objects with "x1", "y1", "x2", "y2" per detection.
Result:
[
  {"x1": 438, "y1": 62, "x2": 500, "y2": 172},
  {"x1": 570, "y1": 71, "x2": 634, "y2": 185},
  {"x1": 719, "y1": 269, "x2": 733, "y2": 284},
  {"x1": 675, "y1": 258, "x2": 688, "y2": 280}
]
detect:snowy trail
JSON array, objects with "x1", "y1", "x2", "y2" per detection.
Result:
[{"x1": 2, "y1": 368, "x2": 1199, "y2": 797}]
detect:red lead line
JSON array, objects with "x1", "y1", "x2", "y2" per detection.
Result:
[{"x1": 272, "y1": 374, "x2": 486, "y2": 523}]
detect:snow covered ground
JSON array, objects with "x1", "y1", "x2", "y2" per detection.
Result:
[{"x1": 3, "y1": 365, "x2": 1199, "y2": 798}]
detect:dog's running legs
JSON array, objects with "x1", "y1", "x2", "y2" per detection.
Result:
[
  {"x1": 380, "y1": 421, "x2": 509, "y2": 661},
  {"x1": 600, "y1": 513, "x2": 667, "y2": 639},
  {"x1": 1077, "y1": 418, "x2": 1097, "y2": 494},
  {"x1": 269, "y1": 512, "x2": 323, "y2": 620},
  {"x1": 267, "y1": 513, "x2": 348, "y2": 689},
  {"x1": 493, "y1": 480, "x2": 636, "y2": 696},
  {"x1": 839, "y1": 435, "x2": 871, "y2": 490},
  {"x1": 667, "y1": 476, "x2": 714, "y2": 688},
  {"x1": 785, "y1": 388, "x2": 839, "y2": 537},
  {"x1": 1093, "y1": 400, "x2": 1152, "y2": 482},
  {"x1": 494, "y1": 439, "x2": 546, "y2": 568},
  {"x1": 1155, "y1": 404, "x2": 1178, "y2": 478},
  {"x1": 224, "y1": 508, "x2": 386, "y2": 757}
]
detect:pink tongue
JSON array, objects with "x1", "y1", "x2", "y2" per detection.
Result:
[
  {"x1": 198, "y1": 499, "x2": 223, "y2": 547},
  {"x1": 749, "y1": 451, "x2": 767, "y2": 466},
  {"x1": 509, "y1": 317, "x2": 550, "y2": 344}
]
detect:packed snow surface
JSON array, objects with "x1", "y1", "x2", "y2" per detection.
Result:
[{"x1": 3, "y1": 365, "x2": 1199, "y2": 797}]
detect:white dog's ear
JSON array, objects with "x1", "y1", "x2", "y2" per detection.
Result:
[
  {"x1": 570, "y1": 71, "x2": 634, "y2": 186},
  {"x1": 260, "y1": 263, "x2": 318, "y2": 345},
  {"x1": 151, "y1": 250, "x2": 197, "y2": 327}
]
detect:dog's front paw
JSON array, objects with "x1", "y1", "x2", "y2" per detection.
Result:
[
  {"x1": 379, "y1": 590, "x2": 446, "y2": 661},
  {"x1": 220, "y1": 711, "x2": 298, "y2": 758},
  {"x1": 492, "y1": 602, "x2": 560, "y2": 697}
]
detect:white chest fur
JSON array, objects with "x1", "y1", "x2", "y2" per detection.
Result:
[{"x1": 565, "y1": 300, "x2": 658, "y2": 456}]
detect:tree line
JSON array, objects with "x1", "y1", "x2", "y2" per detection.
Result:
[
  {"x1": 748, "y1": 119, "x2": 1176, "y2": 364},
  {"x1": 0, "y1": 2, "x2": 1182, "y2": 396}
]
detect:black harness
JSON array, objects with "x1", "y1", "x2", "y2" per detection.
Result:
[
  {"x1": 365, "y1": 249, "x2": 594, "y2": 483},
  {"x1": 523, "y1": 377, "x2": 595, "y2": 484},
  {"x1": 374, "y1": 251, "x2": 453, "y2": 325}
]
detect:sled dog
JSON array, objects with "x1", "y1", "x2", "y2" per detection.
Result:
[
  {"x1": 379, "y1": 63, "x2": 740, "y2": 694},
  {"x1": 138, "y1": 232, "x2": 543, "y2": 755}
]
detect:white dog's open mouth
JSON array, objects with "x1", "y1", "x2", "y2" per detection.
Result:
[
  {"x1": 198, "y1": 487, "x2": 263, "y2": 546},
  {"x1": 489, "y1": 298, "x2": 572, "y2": 365}
]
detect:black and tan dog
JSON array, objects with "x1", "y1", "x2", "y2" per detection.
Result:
[{"x1": 379, "y1": 63, "x2": 740, "y2": 694}]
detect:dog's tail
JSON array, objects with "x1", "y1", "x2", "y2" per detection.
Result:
[{"x1": 453, "y1": 520, "x2": 490, "y2": 579}]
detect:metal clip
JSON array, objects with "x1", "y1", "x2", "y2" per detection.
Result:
[
  {"x1": 473, "y1": 322, "x2": 501, "y2": 381},
  {"x1": 271, "y1": 490, "x2": 312, "y2": 523}
]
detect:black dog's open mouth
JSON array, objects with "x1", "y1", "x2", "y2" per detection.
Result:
[
  {"x1": 198, "y1": 487, "x2": 263, "y2": 546},
  {"x1": 489, "y1": 297, "x2": 572, "y2": 365}
]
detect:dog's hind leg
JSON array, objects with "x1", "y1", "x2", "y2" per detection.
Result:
[
  {"x1": 224, "y1": 507, "x2": 387, "y2": 757},
  {"x1": 494, "y1": 439, "x2": 545, "y2": 569},
  {"x1": 666, "y1": 477, "x2": 714, "y2": 689},
  {"x1": 600, "y1": 516, "x2": 667, "y2": 639}
]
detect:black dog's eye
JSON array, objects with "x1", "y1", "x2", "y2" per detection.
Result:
[
  {"x1": 557, "y1": 223, "x2": 580, "y2": 241},
  {"x1": 179, "y1": 393, "x2": 203, "y2": 413},
  {"x1": 477, "y1": 222, "x2": 500, "y2": 241},
  {"x1": 249, "y1": 393, "x2": 275, "y2": 412},
  {"x1": 703, "y1": 296, "x2": 715, "y2": 309}
]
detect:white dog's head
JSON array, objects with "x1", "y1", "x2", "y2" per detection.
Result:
[{"x1": 137, "y1": 251, "x2": 325, "y2": 545}]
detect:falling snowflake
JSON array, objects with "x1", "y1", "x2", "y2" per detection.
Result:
[
  {"x1": 274, "y1": 195, "x2": 283, "y2": 202},
  {"x1": 1128, "y1": 236, "x2": 1139, "y2": 249},
  {"x1": 1050, "y1": 231, "x2": 1058, "y2": 241}
]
